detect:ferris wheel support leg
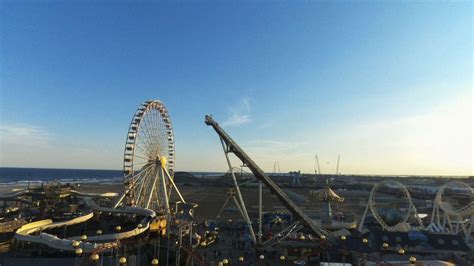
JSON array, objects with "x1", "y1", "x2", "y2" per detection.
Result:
[
  {"x1": 137, "y1": 165, "x2": 156, "y2": 207},
  {"x1": 113, "y1": 174, "x2": 142, "y2": 208},
  {"x1": 114, "y1": 192, "x2": 127, "y2": 209},
  {"x1": 146, "y1": 171, "x2": 159, "y2": 210},
  {"x1": 160, "y1": 167, "x2": 171, "y2": 216},
  {"x1": 163, "y1": 167, "x2": 186, "y2": 204},
  {"x1": 219, "y1": 137, "x2": 257, "y2": 245}
]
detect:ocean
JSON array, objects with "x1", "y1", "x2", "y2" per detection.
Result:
[
  {"x1": 0, "y1": 167, "x2": 123, "y2": 185},
  {"x1": 0, "y1": 167, "x2": 225, "y2": 185}
]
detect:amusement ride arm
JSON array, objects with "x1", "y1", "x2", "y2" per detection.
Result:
[{"x1": 205, "y1": 115, "x2": 335, "y2": 244}]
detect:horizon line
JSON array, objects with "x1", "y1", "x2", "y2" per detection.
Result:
[{"x1": 0, "y1": 166, "x2": 472, "y2": 178}]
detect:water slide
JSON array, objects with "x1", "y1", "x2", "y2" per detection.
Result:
[
  {"x1": 0, "y1": 189, "x2": 30, "y2": 199},
  {"x1": 70, "y1": 190, "x2": 118, "y2": 198},
  {"x1": 15, "y1": 201, "x2": 156, "y2": 253},
  {"x1": 0, "y1": 188, "x2": 118, "y2": 199}
]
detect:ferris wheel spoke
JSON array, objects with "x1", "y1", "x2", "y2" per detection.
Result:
[
  {"x1": 133, "y1": 130, "x2": 154, "y2": 159},
  {"x1": 142, "y1": 111, "x2": 159, "y2": 153},
  {"x1": 134, "y1": 135, "x2": 151, "y2": 152},
  {"x1": 156, "y1": 115, "x2": 165, "y2": 149},
  {"x1": 137, "y1": 132, "x2": 153, "y2": 158},
  {"x1": 148, "y1": 113, "x2": 160, "y2": 157},
  {"x1": 136, "y1": 135, "x2": 155, "y2": 160},
  {"x1": 135, "y1": 141, "x2": 154, "y2": 159},
  {"x1": 136, "y1": 120, "x2": 155, "y2": 159},
  {"x1": 133, "y1": 163, "x2": 155, "y2": 180},
  {"x1": 135, "y1": 170, "x2": 154, "y2": 207},
  {"x1": 153, "y1": 110, "x2": 166, "y2": 156},
  {"x1": 133, "y1": 153, "x2": 154, "y2": 161},
  {"x1": 157, "y1": 115, "x2": 166, "y2": 155},
  {"x1": 134, "y1": 173, "x2": 154, "y2": 196},
  {"x1": 132, "y1": 164, "x2": 152, "y2": 174},
  {"x1": 135, "y1": 166, "x2": 155, "y2": 205},
  {"x1": 137, "y1": 114, "x2": 152, "y2": 144},
  {"x1": 135, "y1": 164, "x2": 154, "y2": 183},
  {"x1": 143, "y1": 109, "x2": 156, "y2": 141},
  {"x1": 133, "y1": 160, "x2": 151, "y2": 166},
  {"x1": 125, "y1": 163, "x2": 154, "y2": 193}
]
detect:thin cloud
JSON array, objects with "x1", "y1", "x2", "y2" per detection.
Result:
[
  {"x1": 222, "y1": 98, "x2": 251, "y2": 127},
  {"x1": 241, "y1": 139, "x2": 313, "y2": 172},
  {"x1": 0, "y1": 123, "x2": 52, "y2": 147},
  {"x1": 333, "y1": 93, "x2": 473, "y2": 175},
  {"x1": 245, "y1": 139, "x2": 309, "y2": 151},
  {"x1": 0, "y1": 123, "x2": 122, "y2": 169}
]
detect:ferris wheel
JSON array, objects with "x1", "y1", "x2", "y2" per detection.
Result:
[{"x1": 115, "y1": 100, "x2": 176, "y2": 213}]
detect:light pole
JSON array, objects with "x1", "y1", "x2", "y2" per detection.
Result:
[
  {"x1": 74, "y1": 248, "x2": 83, "y2": 266},
  {"x1": 91, "y1": 254, "x2": 100, "y2": 264},
  {"x1": 340, "y1": 235, "x2": 347, "y2": 264},
  {"x1": 119, "y1": 256, "x2": 127, "y2": 265},
  {"x1": 280, "y1": 255, "x2": 286, "y2": 264},
  {"x1": 398, "y1": 248, "x2": 405, "y2": 256},
  {"x1": 320, "y1": 235, "x2": 326, "y2": 263}
]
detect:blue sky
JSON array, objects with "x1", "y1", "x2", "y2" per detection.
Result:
[{"x1": 0, "y1": 1, "x2": 472, "y2": 175}]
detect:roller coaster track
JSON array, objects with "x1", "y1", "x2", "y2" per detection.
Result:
[
  {"x1": 433, "y1": 181, "x2": 474, "y2": 217},
  {"x1": 429, "y1": 181, "x2": 473, "y2": 241},
  {"x1": 359, "y1": 180, "x2": 423, "y2": 232},
  {"x1": 205, "y1": 115, "x2": 335, "y2": 244}
]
